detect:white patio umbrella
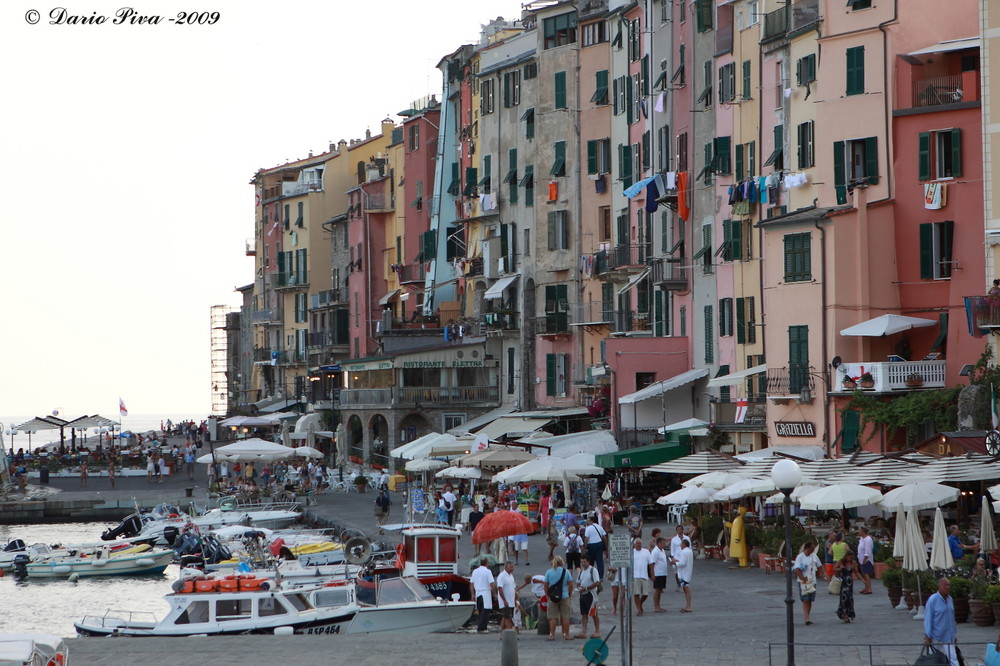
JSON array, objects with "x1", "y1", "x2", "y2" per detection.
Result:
[
  {"x1": 195, "y1": 438, "x2": 296, "y2": 463},
  {"x1": 839, "y1": 314, "x2": 937, "y2": 337},
  {"x1": 449, "y1": 466, "x2": 484, "y2": 480},
  {"x1": 902, "y1": 509, "x2": 929, "y2": 619},
  {"x1": 405, "y1": 458, "x2": 448, "y2": 472},
  {"x1": 712, "y1": 477, "x2": 777, "y2": 502},
  {"x1": 493, "y1": 456, "x2": 602, "y2": 483},
  {"x1": 292, "y1": 446, "x2": 324, "y2": 459},
  {"x1": 656, "y1": 486, "x2": 717, "y2": 505},
  {"x1": 435, "y1": 466, "x2": 462, "y2": 478},
  {"x1": 798, "y1": 484, "x2": 883, "y2": 511},
  {"x1": 929, "y1": 507, "x2": 955, "y2": 571},
  {"x1": 763, "y1": 485, "x2": 823, "y2": 505},
  {"x1": 682, "y1": 470, "x2": 749, "y2": 490},
  {"x1": 892, "y1": 505, "x2": 907, "y2": 559},
  {"x1": 878, "y1": 483, "x2": 959, "y2": 511},
  {"x1": 983, "y1": 496, "x2": 998, "y2": 554}
]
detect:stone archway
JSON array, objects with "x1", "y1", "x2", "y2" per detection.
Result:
[
  {"x1": 398, "y1": 412, "x2": 433, "y2": 443},
  {"x1": 346, "y1": 414, "x2": 364, "y2": 463},
  {"x1": 369, "y1": 414, "x2": 389, "y2": 467}
]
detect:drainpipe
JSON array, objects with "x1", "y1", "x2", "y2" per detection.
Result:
[{"x1": 814, "y1": 218, "x2": 831, "y2": 455}]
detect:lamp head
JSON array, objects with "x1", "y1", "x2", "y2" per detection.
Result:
[{"x1": 771, "y1": 458, "x2": 802, "y2": 493}]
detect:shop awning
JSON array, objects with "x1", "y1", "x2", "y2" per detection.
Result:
[
  {"x1": 484, "y1": 274, "x2": 519, "y2": 300},
  {"x1": 908, "y1": 37, "x2": 979, "y2": 57},
  {"x1": 706, "y1": 364, "x2": 767, "y2": 387},
  {"x1": 378, "y1": 289, "x2": 400, "y2": 306},
  {"x1": 477, "y1": 416, "x2": 553, "y2": 441},
  {"x1": 447, "y1": 406, "x2": 516, "y2": 435},
  {"x1": 594, "y1": 441, "x2": 689, "y2": 469},
  {"x1": 618, "y1": 368, "x2": 709, "y2": 405}
]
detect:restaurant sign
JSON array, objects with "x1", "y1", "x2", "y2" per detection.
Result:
[{"x1": 774, "y1": 421, "x2": 816, "y2": 437}]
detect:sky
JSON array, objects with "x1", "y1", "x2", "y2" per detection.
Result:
[{"x1": 0, "y1": 0, "x2": 526, "y2": 420}]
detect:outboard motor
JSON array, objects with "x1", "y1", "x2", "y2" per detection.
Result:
[
  {"x1": 101, "y1": 513, "x2": 143, "y2": 541},
  {"x1": 163, "y1": 526, "x2": 181, "y2": 548},
  {"x1": 3, "y1": 539, "x2": 26, "y2": 552},
  {"x1": 12, "y1": 554, "x2": 29, "y2": 580}
]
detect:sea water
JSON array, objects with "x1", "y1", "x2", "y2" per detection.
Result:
[{"x1": 0, "y1": 522, "x2": 174, "y2": 637}]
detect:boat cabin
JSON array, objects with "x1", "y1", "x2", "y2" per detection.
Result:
[{"x1": 400, "y1": 525, "x2": 460, "y2": 578}]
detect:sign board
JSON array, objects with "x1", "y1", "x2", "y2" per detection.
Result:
[
  {"x1": 608, "y1": 533, "x2": 632, "y2": 568},
  {"x1": 410, "y1": 488, "x2": 425, "y2": 513},
  {"x1": 775, "y1": 421, "x2": 816, "y2": 437}
]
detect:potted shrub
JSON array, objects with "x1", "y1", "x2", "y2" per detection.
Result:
[
  {"x1": 859, "y1": 372, "x2": 875, "y2": 389},
  {"x1": 842, "y1": 375, "x2": 857, "y2": 390},
  {"x1": 905, "y1": 372, "x2": 924, "y2": 388},
  {"x1": 970, "y1": 579, "x2": 996, "y2": 626},
  {"x1": 354, "y1": 474, "x2": 369, "y2": 493},
  {"x1": 881, "y1": 567, "x2": 903, "y2": 609},
  {"x1": 984, "y1": 584, "x2": 1000, "y2": 626},
  {"x1": 950, "y1": 577, "x2": 972, "y2": 623}
]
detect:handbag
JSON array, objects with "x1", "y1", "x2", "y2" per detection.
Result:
[
  {"x1": 914, "y1": 645, "x2": 949, "y2": 666},
  {"x1": 827, "y1": 577, "x2": 842, "y2": 595}
]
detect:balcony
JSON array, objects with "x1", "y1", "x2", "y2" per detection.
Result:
[
  {"x1": 789, "y1": 0, "x2": 819, "y2": 33},
  {"x1": 282, "y1": 181, "x2": 323, "y2": 197},
  {"x1": 274, "y1": 272, "x2": 308, "y2": 292},
  {"x1": 650, "y1": 257, "x2": 688, "y2": 290},
  {"x1": 766, "y1": 366, "x2": 816, "y2": 399},
  {"x1": 310, "y1": 289, "x2": 345, "y2": 309},
  {"x1": 967, "y1": 296, "x2": 1000, "y2": 329},
  {"x1": 481, "y1": 312, "x2": 519, "y2": 332},
  {"x1": 466, "y1": 257, "x2": 484, "y2": 277},
  {"x1": 307, "y1": 330, "x2": 348, "y2": 349},
  {"x1": 251, "y1": 309, "x2": 278, "y2": 325},
  {"x1": 912, "y1": 72, "x2": 979, "y2": 108},
  {"x1": 605, "y1": 243, "x2": 651, "y2": 273},
  {"x1": 398, "y1": 262, "x2": 426, "y2": 284},
  {"x1": 365, "y1": 193, "x2": 393, "y2": 212},
  {"x1": 609, "y1": 310, "x2": 651, "y2": 335},
  {"x1": 834, "y1": 360, "x2": 947, "y2": 393},
  {"x1": 711, "y1": 401, "x2": 767, "y2": 428},
  {"x1": 569, "y1": 302, "x2": 611, "y2": 327},
  {"x1": 762, "y1": 7, "x2": 788, "y2": 42},
  {"x1": 534, "y1": 313, "x2": 571, "y2": 336},
  {"x1": 338, "y1": 386, "x2": 499, "y2": 408},
  {"x1": 252, "y1": 347, "x2": 274, "y2": 362}
]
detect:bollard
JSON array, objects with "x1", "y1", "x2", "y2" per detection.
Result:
[
  {"x1": 500, "y1": 629, "x2": 518, "y2": 666},
  {"x1": 185, "y1": 487, "x2": 194, "y2": 498}
]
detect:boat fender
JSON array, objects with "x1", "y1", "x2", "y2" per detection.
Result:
[
  {"x1": 394, "y1": 543, "x2": 405, "y2": 570},
  {"x1": 136, "y1": 558, "x2": 155, "y2": 567},
  {"x1": 68, "y1": 573, "x2": 80, "y2": 582},
  {"x1": 54, "y1": 565, "x2": 72, "y2": 575},
  {"x1": 273, "y1": 626, "x2": 294, "y2": 636},
  {"x1": 91, "y1": 559, "x2": 108, "y2": 567},
  {"x1": 171, "y1": 579, "x2": 185, "y2": 593}
]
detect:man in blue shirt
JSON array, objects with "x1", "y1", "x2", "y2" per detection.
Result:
[
  {"x1": 923, "y1": 577, "x2": 958, "y2": 666},
  {"x1": 948, "y1": 525, "x2": 976, "y2": 561}
]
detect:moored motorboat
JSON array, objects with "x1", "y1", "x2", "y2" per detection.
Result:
[
  {"x1": 26, "y1": 545, "x2": 174, "y2": 578},
  {"x1": 0, "y1": 633, "x2": 68, "y2": 665}
]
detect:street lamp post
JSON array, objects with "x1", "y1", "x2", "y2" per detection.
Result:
[{"x1": 771, "y1": 458, "x2": 802, "y2": 666}]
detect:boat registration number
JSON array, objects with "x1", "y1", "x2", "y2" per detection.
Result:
[{"x1": 304, "y1": 625, "x2": 341, "y2": 635}]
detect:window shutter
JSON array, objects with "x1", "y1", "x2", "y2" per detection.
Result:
[
  {"x1": 546, "y1": 354, "x2": 556, "y2": 396},
  {"x1": 797, "y1": 123, "x2": 806, "y2": 170},
  {"x1": 841, "y1": 410, "x2": 860, "y2": 453},
  {"x1": 919, "y1": 222, "x2": 933, "y2": 279},
  {"x1": 735, "y1": 144, "x2": 744, "y2": 181},
  {"x1": 642, "y1": 131, "x2": 651, "y2": 170},
  {"x1": 642, "y1": 55, "x2": 650, "y2": 95},
  {"x1": 718, "y1": 299, "x2": 726, "y2": 337},
  {"x1": 796, "y1": 58, "x2": 803, "y2": 87},
  {"x1": 704, "y1": 305, "x2": 714, "y2": 363},
  {"x1": 625, "y1": 76, "x2": 634, "y2": 124},
  {"x1": 547, "y1": 212, "x2": 557, "y2": 250},
  {"x1": 742, "y1": 60, "x2": 751, "y2": 99},
  {"x1": 951, "y1": 128, "x2": 963, "y2": 178},
  {"x1": 555, "y1": 71, "x2": 567, "y2": 109},
  {"x1": 864, "y1": 136, "x2": 878, "y2": 185},
  {"x1": 942, "y1": 220, "x2": 954, "y2": 277},
  {"x1": 783, "y1": 235, "x2": 793, "y2": 280},
  {"x1": 747, "y1": 296, "x2": 756, "y2": 343},
  {"x1": 736, "y1": 298, "x2": 746, "y2": 344},
  {"x1": 730, "y1": 219, "x2": 742, "y2": 261},
  {"x1": 716, "y1": 136, "x2": 731, "y2": 173},
  {"x1": 612, "y1": 77, "x2": 620, "y2": 115},
  {"x1": 654, "y1": 290, "x2": 664, "y2": 337},
  {"x1": 748, "y1": 141, "x2": 756, "y2": 178},
  {"x1": 917, "y1": 132, "x2": 930, "y2": 180},
  {"x1": 722, "y1": 221, "x2": 731, "y2": 261},
  {"x1": 587, "y1": 140, "x2": 598, "y2": 175},
  {"x1": 833, "y1": 140, "x2": 847, "y2": 204},
  {"x1": 622, "y1": 144, "x2": 633, "y2": 188}
]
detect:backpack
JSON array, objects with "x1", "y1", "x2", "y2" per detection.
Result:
[
  {"x1": 547, "y1": 569, "x2": 567, "y2": 603},
  {"x1": 566, "y1": 534, "x2": 581, "y2": 554},
  {"x1": 445, "y1": 498, "x2": 454, "y2": 512}
]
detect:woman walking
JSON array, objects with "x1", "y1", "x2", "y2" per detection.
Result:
[{"x1": 834, "y1": 552, "x2": 857, "y2": 623}]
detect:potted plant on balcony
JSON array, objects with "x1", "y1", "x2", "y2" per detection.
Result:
[
  {"x1": 905, "y1": 372, "x2": 924, "y2": 388},
  {"x1": 859, "y1": 372, "x2": 875, "y2": 389},
  {"x1": 842, "y1": 374, "x2": 858, "y2": 390}
]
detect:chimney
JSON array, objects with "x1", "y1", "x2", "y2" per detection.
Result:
[
  {"x1": 382, "y1": 118, "x2": 396, "y2": 136},
  {"x1": 365, "y1": 129, "x2": 372, "y2": 140}
]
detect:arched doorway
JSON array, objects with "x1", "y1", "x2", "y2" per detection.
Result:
[
  {"x1": 398, "y1": 412, "x2": 432, "y2": 444},
  {"x1": 347, "y1": 414, "x2": 364, "y2": 463},
  {"x1": 369, "y1": 414, "x2": 389, "y2": 468}
]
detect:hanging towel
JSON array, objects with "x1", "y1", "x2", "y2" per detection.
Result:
[
  {"x1": 677, "y1": 171, "x2": 690, "y2": 221},
  {"x1": 624, "y1": 176, "x2": 656, "y2": 199},
  {"x1": 747, "y1": 179, "x2": 758, "y2": 203},
  {"x1": 654, "y1": 173, "x2": 667, "y2": 194},
  {"x1": 728, "y1": 185, "x2": 739, "y2": 205},
  {"x1": 924, "y1": 183, "x2": 942, "y2": 210},
  {"x1": 639, "y1": 98, "x2": 648, "y2": 119},
  {"x1": 595, "y1": 174, "x2": 607, "y2": 194},
  {"x1": 548, "y1": 181, "x2": 558, "y2": 201},
  {"x1": 665, "y1": 171, "x2": 677, "y2": 189},
  {"x1": 758, "y1": 176, "x2": 768, "y2": 203},
  {"x1": 644, "y1": 179, "x2": 660, "y2": 212},
  {"x1": 654, "y1": 92, "x2": 665, "y2": 113}
]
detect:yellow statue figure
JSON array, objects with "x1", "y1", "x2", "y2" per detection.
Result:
[{"x1": 725, "y1": 506, "x2": 749, "y2": 567}]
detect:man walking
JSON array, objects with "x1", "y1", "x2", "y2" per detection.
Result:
[
  {"x1": 584, "y1": 514, "x2": 608, "y2": 577},
  {"x1": 443, "y1": 486, "x2": 458, "y2": 526},
  {"x1": 631, "y1": 538, "x2": 653, "y2": 616},
  {"x1": 674, "y1": 537, "x2": 694, "y2": 612},
  {"x1": 651, "y1": 536, "x2": 669, "y2": 612},
  {"x1": 793, "y1": 541, "x2": 825, "y2": 625},
  {"x1": 669, "y1": 525, "x2": 690, "y2": 591},
  {"x1": 496, "y1": 561, "x2": 518, "y2": 636},
  {"x1": 857, "y1": 526, "x2": 874, "y2": 594},
  {"x1": 374, "y1": 489, "x2": 391, "y2": 534},
  {"x1": 470, "y1": 557, "x2": 497, "y2": 634},
  {"x1": 923, "y1": 577, "x2": 959, "y2": 666}
]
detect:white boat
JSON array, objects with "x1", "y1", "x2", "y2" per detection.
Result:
[
  {"x1": 103, "y1": 502, "x2": 302, "y2": 546},
  {"x1": 0, "y1": 633, "x2": 68, "y2": 665},
  {"x1": 26, "y1": 545, "x2": 174, "y2": 578},
  {"x1": 74, "y1": 575, "x2": 473, "y2": 636}
]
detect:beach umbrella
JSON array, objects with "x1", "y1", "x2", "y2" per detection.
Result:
[
  {"x1": 646, "y1": 451, "x2": 741, "y2": 475},
  {"x1": 839, "y1": 314, "x2": 937, "y2": 337},
  {"x1": 763, "y1": 485, "x2": 824, "y2": 505},
  {"x1": 292, "y1": 446, "x2": 323, "y2": 459},
  {"x1": 878, "y1": 482, "x2": 959, "y2": 511},
  {"x1": 929, "y1": 507, "x2": 955, "y2": 571},
  {"x1": 450, "y1": 466, "x2": 484, "y2": 480},
  {"x1": 472, "y1": 510, "x2": 534, "y2": 544},
  {"x1": 682, "y1": 470, "x2": 749, "y2": 489},
  {"x1": 983, "y1": 496, "x2": 998, "y2": 555},
  {"x1": 656, "y1": 486, "x2": 717, "y2": 505},
  {"x1": 198, "y1": 438, "x2": 296, "y2": 462},
  {"x1": 334, "y1": 423, "x2": 347, "y2": 469},
  {"x1": 493, "y1": 456, "x2": 602, "y2": 484},
  {"x1": 458, "y1": 446, "x2": 537, "y2": 468},
  {"x1": 405, "y1": 458, "x2": 448, "y2": 472},
  {"x1": 711, "y1": 477, "x2": 776, "y2": 502},
  {"x1": 902, "y1": 510, "x2": 929, "y2": 619},
  {"x1": 892, "y1": 505, "x2": 907, "y2": 559},
  {"x1": 798, "y1": 484, "x2": 883, "y2": 511}
]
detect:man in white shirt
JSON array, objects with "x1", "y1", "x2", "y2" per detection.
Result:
[
  {"x1": 674, "y1": 537, "x2": 694, "y2": 612},
  {"x1": 631, "y1": 538, "x2": 654, "y2": 616},
  {"x1": 669, "y1": 525, "x2": 691, "y2": 591},
  {"x1": 857, "y1": 526, "x2": 874, "y2": 595},
  {"x1": 583, "y1": 514, "x2": 608, "y2": 577},
  {"x1": 443, "y1": 487, "x2": 458, "y2": 526},
  {"x1": 793, "y1": 541, "x2": 825, "y2": 625},
  {"x1": 470, "y1": 557, "x2": 497, "y2": 633},
  {"x1": 650, "y1": 536, "x2": 669, "y2": 612},
  {"x1": 496, "y1": 561, "x2": 518, "y2": 634}
]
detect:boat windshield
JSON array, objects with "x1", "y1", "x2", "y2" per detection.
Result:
[
  {"x1": 376, "y1": 577, "x2": 435, "y2": 605},
  {"x1": 313, "y1": 588, "x2": 352, "y2": 608},
  {"x1": 175, "y1": 601, "x2": 210, "y2": 625}
]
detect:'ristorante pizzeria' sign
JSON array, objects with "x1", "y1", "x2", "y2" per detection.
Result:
[{"x1": 774, "y1": 421, "x2": 816, "y2": 437}]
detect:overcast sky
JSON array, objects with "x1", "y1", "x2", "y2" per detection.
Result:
[{"x1": 0, "y1": 1, "x2": 525, "y2": 419}]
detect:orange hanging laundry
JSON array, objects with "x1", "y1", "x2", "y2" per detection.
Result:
[
  {"x1": 677, "y1": 171, "x2": 690, "y2": 222},
  {"x1": 548, "y1": 181, "x2": 558, "y2": 202}
]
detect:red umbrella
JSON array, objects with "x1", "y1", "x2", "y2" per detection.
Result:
[{"x1": 472, "y1": 510, "x2": 534, "y2": 544}]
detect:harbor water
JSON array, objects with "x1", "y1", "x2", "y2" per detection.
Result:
[{"x1": 0, "y1": 522, "x2": 173, "y2": 637}]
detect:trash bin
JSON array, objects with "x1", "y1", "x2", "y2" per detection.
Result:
[
  {"x1": 389, "y1": 474, "x2": 406, "y2": 492},
  {"x1": 39, "y1": 466, "x2": 50, "y2": 484}
]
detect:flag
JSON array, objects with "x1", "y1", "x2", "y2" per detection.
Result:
[
  {"x1": 992, "y1": 384, "x2": 999, "y2": 430},
  {"x1": 119, "y1": 397, "x2": 128, "y2": 418},
  {"x1": 735, "y1": 398, "x2": 748, "y2": 424}
]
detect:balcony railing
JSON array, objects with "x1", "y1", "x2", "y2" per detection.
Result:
[
  {"x1": 615, "y1": 429, "x2": 663, "y2": 448},
  {"x1": 968, "y1": 295, "x2": 1000, "y2": 328},
  {"x1": 789, "y1": 0, "x2": 819, "y2": 32},
  {"x1": 252, "y1": 347, "x2": 274, "y2": 362},
  {"x1": 365, "y1": 193, "x2": 392, "y2": 211},
  {"x1": 650, "y1": 257, "x2": 688, "y2": 290},
  {"x1": 609, "y1": 310, "x2": 651, "y2": 334},
  {"x1": 912, "y1": 73, "x2": 977, "y2": 108},
  {"x1": 283, "y1": 181, "x2": 323, "y2": 197},
  {"x1": 481, "y1": 312, "x2": 519, "y2": 331},
  {"x1": 569, "y1": 302, "x2": 611, "y2": 326},
  {"x1": 310, "y1": 289, "x2": 345, "y2": 309},
  {"x1": 762, "y1": 7, "x2": 788, "y2": 41},
  {"x1": 711, "y1": 401, "x2": 767, "y2": 427},
  {"x1": 466, "y1": 257, "x2": 484, "y2": 277},
  {"x1": 766, "y1": 366, "x2": 816, "y2": 397},
  {"x1": 534, "y1": 313, "x2": 571, "y2": 335},
  {"x1": 275, "y1": 272, "x2": 308, "y2": 290},
  {"x1": 251, "y1": 309, "x2": 276, "y2": 324},
  {"x1": 398, "y1": 262, "x2": 426, "y2": 283},
  {"x1": 836, "y1": 360, "x2": 946, "y2": 392},
  {"x1": 307, "y1": 331, "x2": 348, "y2": 348},
  {"x1": 338, "y1": 386, "x2": 499, "y2": 407},
  {"x1": 607, "y1": 243, "x2": 652, "y2": 270}
]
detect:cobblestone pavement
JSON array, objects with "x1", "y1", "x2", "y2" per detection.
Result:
[{"x1": 44, "y1": 466, "x2": 1000, "y2": 664}]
